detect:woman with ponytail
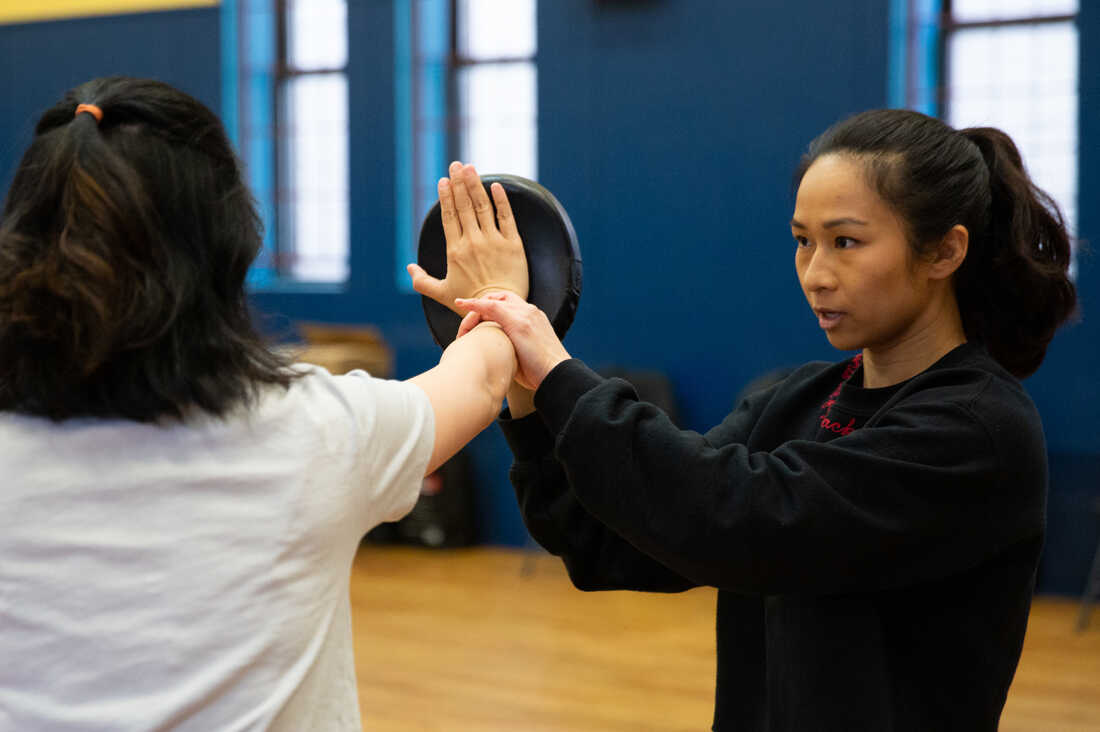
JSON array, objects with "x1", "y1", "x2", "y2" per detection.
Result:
[
  {"x1": 426, "y1": 109, "x2": 1078, "y2": 731},
  {"x1": 0, "y1": 77, "x2": 526, "y2": 729}
]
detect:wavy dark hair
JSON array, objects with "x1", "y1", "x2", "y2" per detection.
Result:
[
  {"x1": 0, "y1": 76, "x2": 297, "y2": 421},
  {"x1": 795, "y1": 109, "x2": 1077, "y2": 378}
]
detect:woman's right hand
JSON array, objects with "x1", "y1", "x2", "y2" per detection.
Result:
[
  {"x1": 406, "y1": 162, "x2": 529, "y2": 315},
  {"x1": 455, "y1": 291, "x2": 571, "y2": 392}
]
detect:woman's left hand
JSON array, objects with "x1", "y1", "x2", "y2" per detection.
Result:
[
  {"x1": 407, "y1": 162, "x2": 529, "y2": 315},
  {"x1": 455, "y1": 291, "x2": 571, "y2": 391}
]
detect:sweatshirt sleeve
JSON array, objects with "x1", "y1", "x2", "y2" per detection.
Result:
[
  {"x1": 536, "y1": 359, "x2": 1046, "y2": 596},
  {"x1": 500, "y1": 405, "x2": 696, "y2": 592},
  {"x1": 499, "y1": 361, "x2": 779, "y2": 593}
]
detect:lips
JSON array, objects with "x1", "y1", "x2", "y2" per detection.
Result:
[{"x1": 814, "y1": 309, "x2": 845, "y2": 330}]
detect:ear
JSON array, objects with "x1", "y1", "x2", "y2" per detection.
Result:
[{"x1": 928, "y1": 225, "x2": 968, "y2": 280}]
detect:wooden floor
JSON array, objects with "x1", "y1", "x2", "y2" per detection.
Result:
[{"x1": 350, "y1": 546, "x2": 1100, "y2": 731}]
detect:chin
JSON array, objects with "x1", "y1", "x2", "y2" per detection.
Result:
[{"x1": 824, "y1": 331, "x2": 862, "y2": 352}]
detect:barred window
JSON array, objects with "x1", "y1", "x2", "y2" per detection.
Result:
[
  {"x1": 232, "y1": 0, "x2": 350, "y2": 285},
  {"x1": 397, "y1": 0, "x2": 537, "y2": 290},
  {"x1": 943, "y1": 0, "x2": 1079, "y2": 244}
]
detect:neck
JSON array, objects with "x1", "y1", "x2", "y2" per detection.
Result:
[{"x1": 861, "y1": 294, "x2": 967, "y2": 388}]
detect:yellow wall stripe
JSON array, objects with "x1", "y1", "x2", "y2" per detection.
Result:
[{"x1": 0, "y1": 0, "x2": 217, "y2": 26}]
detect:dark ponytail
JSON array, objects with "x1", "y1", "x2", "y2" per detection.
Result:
[
  {"x1": 0, "y1": 76, "x2": 298, "y2": 421},
  {"x1": 954, "y1": 127, "x2": 1076, "y2": 377},
  {"x1": 795, "y1": 109, "x2": 1077, "y2": 378}
]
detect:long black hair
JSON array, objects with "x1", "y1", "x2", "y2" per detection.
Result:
[
  {"x1": 0, "y1": 76, "x2": 298, "y2": 421},
  {"x1": 795, "y1": 109, "x2": 1077, "y2": 378}
]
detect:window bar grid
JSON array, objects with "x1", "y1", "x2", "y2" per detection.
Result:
[
  {"x1": 274, "y1": 0, "x2": 288, "y2": 275},
  {"x1": 939, "y1": 0, "x2": 1079, "y2": 270},
  {"x1": 270, "y1": 0, "x2": 350, "y2": 282},
  {"x1": 450, "y1": 0, "x2": 538, "y2": 180}
]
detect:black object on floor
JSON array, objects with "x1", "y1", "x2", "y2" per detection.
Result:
[
  {"x1": 367, "y1": 449, "x2": 477, "y2": 548},
  {"x1": 1076, "y1": 497, "x2": 1100, "y2": 631}
]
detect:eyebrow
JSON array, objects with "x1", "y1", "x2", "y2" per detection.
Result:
[{"x1": 790, "y1": 217, "x2": 870, "y2": 229}]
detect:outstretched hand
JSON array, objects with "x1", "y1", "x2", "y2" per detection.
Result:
[
  {"x1": 455, "y1": 291, "x2": 571, "y2": 391},
  {"x1": 407, "y1": 162, "x2": 529, "y2": 315}
]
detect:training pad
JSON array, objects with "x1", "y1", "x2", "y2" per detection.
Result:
[{"x1": 417, "y1": 174, "x2": 583, "y2": 349}]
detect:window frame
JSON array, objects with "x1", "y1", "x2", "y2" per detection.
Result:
[
  {"x1": 224, "y1": 0, "x2": 352, "y2": 290},
  {"x1": 396, "y1": 0, "x2": 538, "y2": 292},
  {"x1": 939, "y1": 1, "x2": 1078, "y2": 120},
  {"x1": 890, "y1": 0, "x2": 1080, "y2": 267},
  {"x1": 450, "y1": 0, "x2": 538, "y2": 179},
  {"x1": 939, "y1": 0, "x2": 1080, "y2": 257}
]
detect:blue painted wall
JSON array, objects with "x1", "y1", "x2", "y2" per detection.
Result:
[
  {"x1": 1032, "y1": 0, "x2": 1100, "y2": 596},
  {"x1": 0, "y1": 0, "x2": 1096, "y2": 592},
  {"x1": 535, "y1": 0, "x2": 887, "y2": 430},
  {"x1": 0, "y1": 8, "x2": 221, "y2": 182},
  {"x1": 251, "y1": 0, "x2": 894, "y2": 548}
]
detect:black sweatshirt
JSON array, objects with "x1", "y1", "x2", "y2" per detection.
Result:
[{"x1": 499, "y1": 342, "x2": 1046, "y2": 732}]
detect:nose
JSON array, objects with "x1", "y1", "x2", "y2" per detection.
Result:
[{"x1": 797, "y1": 245, "x2": 838, "y2": 294}]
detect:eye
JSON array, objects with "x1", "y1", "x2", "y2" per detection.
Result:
[
  {"x1": 793, "y1": 235, "x2": 810, "y2": 248},
  {"x1": 834, "y1": 236, "x2": 858, "y2": 249}
]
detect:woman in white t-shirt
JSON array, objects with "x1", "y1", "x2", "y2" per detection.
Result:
[{"x1": 0, "y1": 77, "x2": 526, "y2": 731}]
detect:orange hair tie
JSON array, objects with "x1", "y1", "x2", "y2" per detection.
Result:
[{"x1": 75, "y1": 103, "x2": 103, "y2": 123}]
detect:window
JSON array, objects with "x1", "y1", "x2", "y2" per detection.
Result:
[
  {"x1": 229, "y1": 1, "x2": 535, "y2": 287},
  {"x1": 227, "y1": 0, "x2": 350, "y2": 285},
  {"x1": 396, "y1": 0, "x2": 538, "y2": 290},
  {"x1": 454, "y1": 0, "x2": 538, "y2": 179},
  {"x1": 943, "y1": 0, "x2": 1079, "y2": 241},
  {"x1": 277, "y1": 0, "x2": 350, "y2": 283},
  {"x1": 891, "y1": 1, "x2": 1079, "y2": 273}
]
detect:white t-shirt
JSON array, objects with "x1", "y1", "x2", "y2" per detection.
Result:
[{"x1": 0, "y1": 366, "x2": 434, "y2": 731}]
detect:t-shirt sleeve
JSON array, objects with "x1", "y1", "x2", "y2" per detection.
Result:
[{"x1": 328, "y1": 369, "x2": 435, "y2": 527}]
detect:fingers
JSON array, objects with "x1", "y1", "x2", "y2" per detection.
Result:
[
  {"x1": 449, "y1": 161, "x2": 479, "y2": 235},
  {"x1": 455, "y1": 295, "x2": 569, "y2": 390},
  {"x1": 456, "y1": 310, "x2": 481, "y2": 339},
  {"x1": 407, "y1": 263, "x2": 448, "y2": 304},
  {"x1": 454, "y1": 296, "x2": 518, "y2": 328},
  {"x1": 437, "y1": 178, "x2": 461, "y2": 244},
  {"x1": 454, "y1": 293, "x2": 535, "y2": 332},
  {"x1": 490, "y1": 182, "x2": 520, "y2": 242},
  {"x1": 464, "y1": 164, "x2": 497, "y2": 233},
  {"x1": 483, "y1": 290, "x2": 525, "y2": 305}
]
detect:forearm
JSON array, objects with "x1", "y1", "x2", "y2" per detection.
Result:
[
  {"x1": 440, "y1": 323, "x2": 516, "y2": 407},
  {"x1": 409, "y1": 323, "x2": 517, "y2": 474},
  {"x1": 501, "y1": 410, "x2": 695, "y2": 593},
  {"x1": 518, "y1": 461, "x2": 696, "y2": 593}
]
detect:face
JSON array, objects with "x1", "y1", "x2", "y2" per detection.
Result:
[{"x1": 792, "y1": 154, "x2": 938, "y2": 354}]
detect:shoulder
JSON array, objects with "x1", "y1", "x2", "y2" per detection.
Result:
[
  {"x1": 287, "y1": 363, "x2": 430, "y2": 405},
  {"x1": 885, "y1": 344, "x2": 1045, "y2": 470},
  {"x1": 896, "y1": 344, "x2": 1038, "y2": 423}
]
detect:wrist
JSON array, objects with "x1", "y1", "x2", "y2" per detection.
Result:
[
  {"x1": 506, "y1": 382, "x2": 536, "y2": 418},
  {"x1": 470, "y1": 285, "x2": 526, "y2": 300},
  {"x1": 531, "y1": 354, "x2": 570, "y2": 391}
]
